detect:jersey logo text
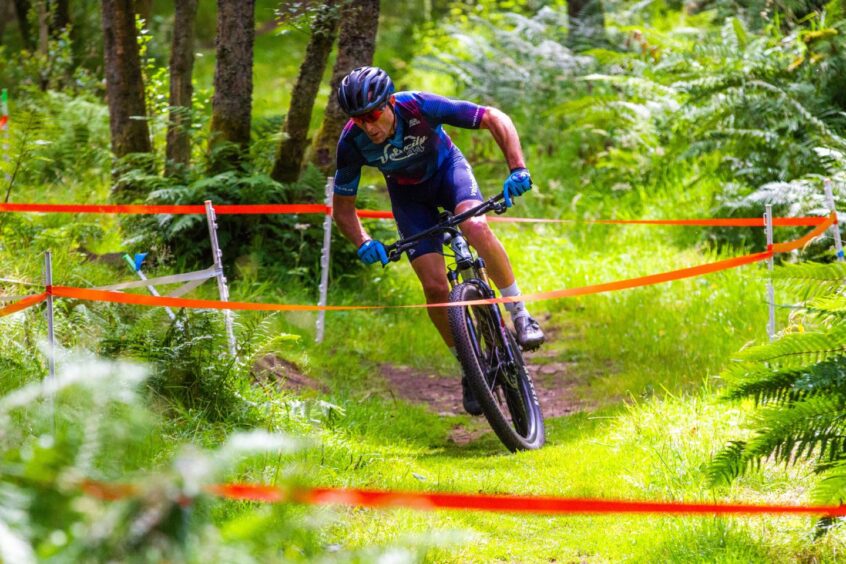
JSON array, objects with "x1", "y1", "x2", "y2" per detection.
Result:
[{"x1": 380, "y1": 135, "x2": 428, "y2": 164}]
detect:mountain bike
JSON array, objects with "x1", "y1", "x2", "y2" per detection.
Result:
[{"x1": 385, "y1": 195, "x2": 545, "y2": 452}]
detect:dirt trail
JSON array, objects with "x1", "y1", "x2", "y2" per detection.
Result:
[
  {"x1": 379, "y1": 353, "x2": 585, "y2": 420},
  {"x1": 379, "y1": 321, "x2": 594, "y2": 445}
]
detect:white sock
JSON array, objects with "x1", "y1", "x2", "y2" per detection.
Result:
[{"x1": 499, "y1": 281, "x2": 530, "y2": 320}]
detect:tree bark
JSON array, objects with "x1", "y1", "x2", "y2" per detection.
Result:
[
  {"x1": 133, "y1": 0, "x2": 152, "y2": 25},
  {"x1": 310, "y1": 0, "x2": 379, "y2": 176},
  {"x1": 13, "y1": 0, "x2": 34, "y2": 50},
  {"x1": 271, "y1": 0, "x2": 339, "y2": 184},
  {"x1": 0, "y1": 0, "x2": 14, "y2": 45},
  {"x1": 165, "y1": 0, "x2": 198, "y2": 177},
  {"x1": 102, "y1": 0, "x2": 152, "y2": 199},
  {"x1": 567, "y1": 0, "x2": 606, "y2": 51},
  {"x1": 49, "y1": 0, "x2": 70, "y2": 37},
  {"x1": 208, "y1": 0, "x2": 255, "y2": 172},
  {"x1": 37, "y1": 0, "x2": 48, "y2": 53}
]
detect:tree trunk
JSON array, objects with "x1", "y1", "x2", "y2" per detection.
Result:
[
  {"x1": 50, "y1": 0, "x2": 70, "y2": 37},
  {"x1": 310, "y1": 0, "x2": 379, "y2": 176},
  {"x1": 567, "y1": 0, "x2": 606, "y2": 51},
  {"x1": 165, "y1": 0, "x2": 198, "y2": 177},
  {"x1": 102, "y1": 0, "x2": 152, "y2": 200},
  {"x1": 13, "y1": 0, "x2": 34, "y2": 50},
  {"x1": 271, "y1": 0, "x2": 339, "y2": 184},
  {"x1": 0, "y1": 0, "x2": 13, "y2": 44},
  {"x1": 134, "y1": 0, "x2": 152, "y2": 25},
  {"x1": 208, "y1": 0, "x2": 255, "y2": 172}
]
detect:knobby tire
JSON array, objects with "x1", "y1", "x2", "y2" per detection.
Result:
[{"x1": 448, "y1": 282, "x2": 545, "y2": 452}]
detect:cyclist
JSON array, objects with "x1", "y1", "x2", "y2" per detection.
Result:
[{"x1": 331, "y1": 66, "x2": 544, "y2": 415}]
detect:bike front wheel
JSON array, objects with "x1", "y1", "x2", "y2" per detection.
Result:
[{"x1": 448, "y1": 282, "x2": 545, "y2": 452}]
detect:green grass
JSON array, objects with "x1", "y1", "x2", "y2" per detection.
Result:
[
  {"x1": 3, "y1": 113, "x2": 839, "y2": 560},
  {"x1": 5, "y1": 4, "x2": 846, "y2": 557},
  {"x1": 5, "y1": 167, "x2": 846, "y2": 560}
]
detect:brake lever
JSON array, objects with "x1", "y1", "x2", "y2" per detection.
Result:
[{"x1": 385, "y1": 248, "x2": 403, "y2": 265}]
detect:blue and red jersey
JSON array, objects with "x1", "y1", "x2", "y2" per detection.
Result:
[{"x1": 333, "y1": 91, "x2": 487, "y2": 196}]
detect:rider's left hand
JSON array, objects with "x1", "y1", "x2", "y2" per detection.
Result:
[{"x1": 502, "y1": 167, "x2": 532, "y2": 208}]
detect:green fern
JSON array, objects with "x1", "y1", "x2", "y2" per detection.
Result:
[
  {"x1": 712, "y1": 261, "x2": 846, "y2": 534},
  {"x1": 772, "y1": 262, "x2": 846, "y2": 297},
  {"x1": 733, "y1": 326, "x2": 846, "y2": 369}
]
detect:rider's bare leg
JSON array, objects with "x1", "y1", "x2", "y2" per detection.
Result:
[
  {"x1": 454, "y1": 199, "x2": 515, "y2": 289},
  {"x1": 410, "y1": 252, "x2": 454, "y2": 347},
  {"x1": 454, "y1": 199, "x2": 536, "y2": 325}
]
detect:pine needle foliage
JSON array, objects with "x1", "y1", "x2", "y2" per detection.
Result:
[{"x1": 710, "y1": 261, "x2": 846, "y2": 532}]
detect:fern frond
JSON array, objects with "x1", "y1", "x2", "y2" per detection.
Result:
[
  {"x1": 725, "y1": 358, "x2": 846, "y2": 406},
  {"x1": 808, "y1": 295, "x2": 846, "y2": 316},
  {"x1": 708, "y1": 441, "x2": 754, "y2": 486},
  {"x1": 812, "y1": 459, "x2": 846, "y2": 506},
  {"x1": 745, "y1": 396, "x2": 846, "y2": 466},
  {"x1": 725, "y1": 369, "x2": 806, "y2": 405},
  {"x1": 735, "y1": 326, "x2": 846, "y2": 369},
  {"x1": 771, "y1": 262, "x2": 846, "y2": 298}
]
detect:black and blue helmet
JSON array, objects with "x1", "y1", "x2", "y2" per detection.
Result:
[{"x1": 337, "y1": 66, "x2": 395, "y2": 116}]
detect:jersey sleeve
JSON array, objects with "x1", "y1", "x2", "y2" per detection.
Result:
[
  {"x1": 333, "y1": 134, "x2": 365, "y2": 196},
  {"x1": 413, "y1": 92, "x2": 487, "y2": 129}
]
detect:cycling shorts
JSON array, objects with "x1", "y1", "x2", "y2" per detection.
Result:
[{"x1": 387, "y1": 147, "x2": 484, "y2": 260}]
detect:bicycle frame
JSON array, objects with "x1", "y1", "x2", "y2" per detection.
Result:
[{"x1": 384, "y1": 195, "x2": 522, "y2": 380}]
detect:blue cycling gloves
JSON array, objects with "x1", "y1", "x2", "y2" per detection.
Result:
[
  {"x1": 502, "y1": 167, "x2": 532, "y2": 208},
  {"x1": 358, "y1": 239, "x2": 389, "y2": 266}
]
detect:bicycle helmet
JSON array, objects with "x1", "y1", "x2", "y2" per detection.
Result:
[{"x1": 337, "y1": 66, "x2": 395, "y2": 116}]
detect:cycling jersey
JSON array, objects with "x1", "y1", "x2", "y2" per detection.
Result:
[
  {"x1": 388, "y1": 145, "x2": 483, "y2": 259},
  {"x1": 333, "y1": 91, "x2": 487, "y2": 196}
]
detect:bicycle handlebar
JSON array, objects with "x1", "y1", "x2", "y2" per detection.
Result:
[{"x1": 384, "y1": 193, "x2": 508, "y2": 263}]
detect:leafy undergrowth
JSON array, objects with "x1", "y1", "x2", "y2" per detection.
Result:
[{"x1": 4, "y1": 168, "x2": 845, "y2": 559}]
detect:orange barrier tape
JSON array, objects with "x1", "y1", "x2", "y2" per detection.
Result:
[
  {"x1": 593, "y1": 217, "x2": 829, "y2": 227},
  {"x1": 0, "y1": 292, "x2": 47, "y2": 318},
  {"x1": 17, "y1": 216, "x2": 835, "y2": 315},
  {"x1": 0, "y1": 201, "x2": 832, "y2": 227},
  {"x1": 354, "y1": 209, "x2": 830, "y2": 226},
  {"x1": 50, "y1": 250, "x2": 772, "y2": 312},
  {"x1": 772, "y1": 213, "x2": 836, "y2": 253},
  {"x1": 266, "y1": 484, "x2": 846, "y2": 517},
  {"x1": 0, "y1": 202, "x2": 329, "y2": 215},
  {"x1": 81, "y1": 479, "x2": 846, "y2": 517},
  {"x1": 49, "y1": 286, "x2": 381, "y2": 312}
]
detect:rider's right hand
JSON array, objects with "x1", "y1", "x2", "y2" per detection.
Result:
[{"x1": 357, "y1": 239, "x2": 389, "y2": 266}]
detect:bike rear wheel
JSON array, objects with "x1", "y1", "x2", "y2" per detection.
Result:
[{"x1": 448, "y1": 282, "x2": 545, "y2": 452}]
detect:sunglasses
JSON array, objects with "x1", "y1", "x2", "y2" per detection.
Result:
[{"x1": 351, "y1": 104, "x2": 387, "y2": 125}]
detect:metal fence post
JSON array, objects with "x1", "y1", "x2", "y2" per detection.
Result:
[
  {"x1": 316, "y1": 177, "x2": 334, "y2": 343},
  {"x1": 44, "y1": 251, "x2": 55, "y2": 428},
  {"x1": 765, "y1": 205, "x2": 775, "y2": 340},
  {"x1": 824, "y1": 178, "x2": 844, "y2": 262},
  {"x1": 205, "y1": 201, "x2": 236, "y2": 356}
]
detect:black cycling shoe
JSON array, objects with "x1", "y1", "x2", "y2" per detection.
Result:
[
  {"x1": 514, "y1": 315, "x2": 545, "y2": 350},
  {"x1": 461, "y1": 376, "x2": 483, "y2": 416}
]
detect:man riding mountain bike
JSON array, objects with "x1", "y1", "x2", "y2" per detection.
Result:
[{"x1": 331, "y1": 66, "x2": 544, "y2": 416}]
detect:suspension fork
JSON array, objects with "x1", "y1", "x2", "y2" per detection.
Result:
[{"x1": 469, "y1": 278, "x2": 519, "y2": 370}]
